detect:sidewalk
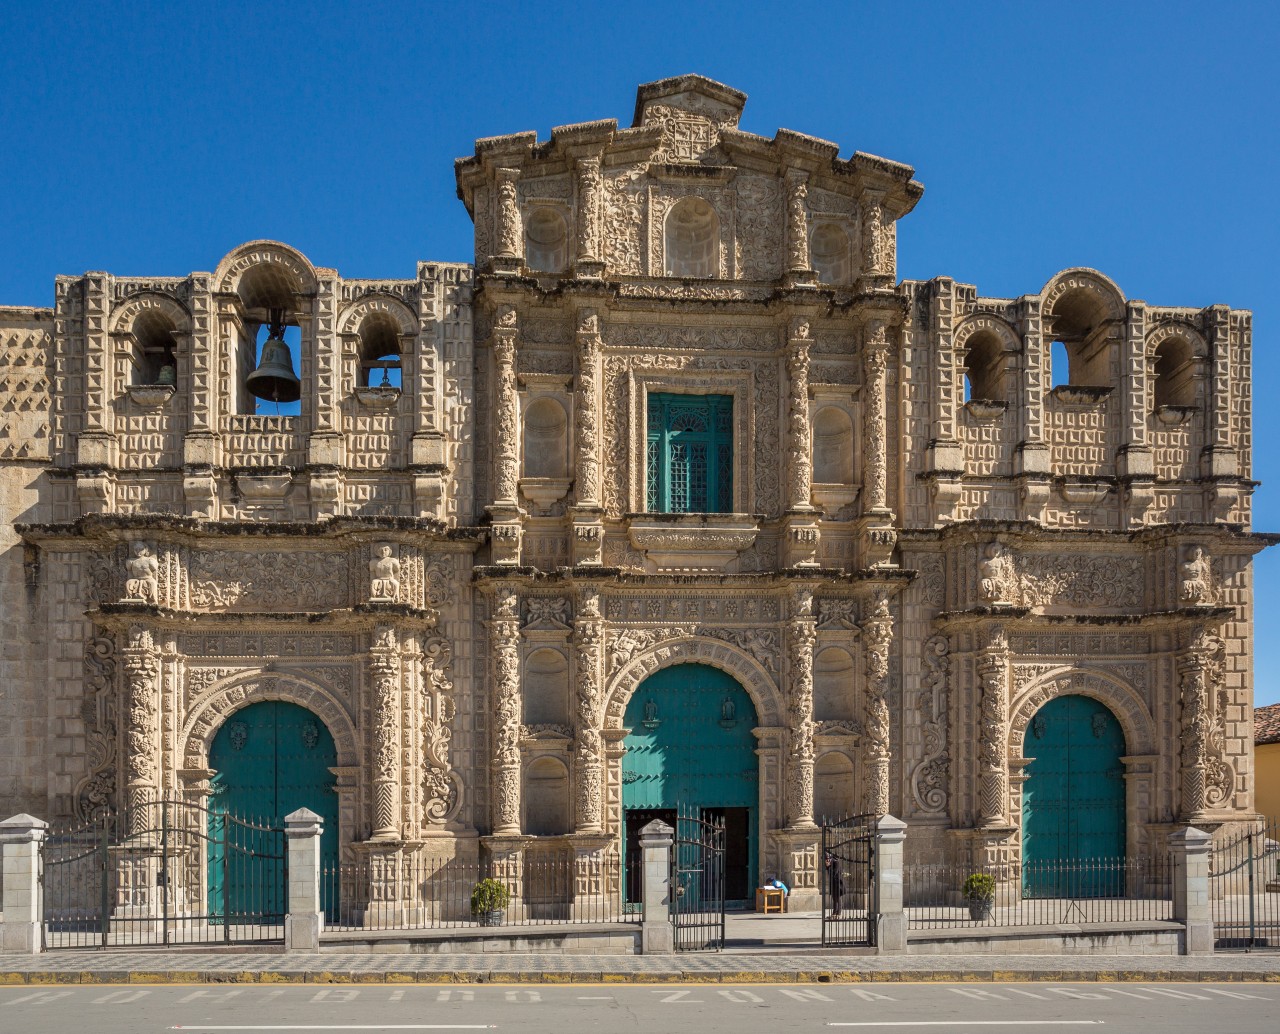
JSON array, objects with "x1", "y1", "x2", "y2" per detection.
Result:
[{"x1": 1, "y1": 947, "x2": 1278, "y2": 984}]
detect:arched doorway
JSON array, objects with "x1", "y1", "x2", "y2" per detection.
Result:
[
  {"x1": 622, "y1": 663, "x2": 758, "y2": 907},
  {"x1": 208, "y1": 701, "x2": 339, "y2": 916},
  {"x1": 1022, "y1": 694, "x2": 1126, "y2": 897}
]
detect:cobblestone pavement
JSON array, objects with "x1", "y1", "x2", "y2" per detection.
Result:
[{"x1": 1, "y1": 948, "x2": 1278, "y2": 983}]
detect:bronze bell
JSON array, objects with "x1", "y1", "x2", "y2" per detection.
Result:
[{"x1": 245, "y1": 310, "x2": 301, "y2": 403}]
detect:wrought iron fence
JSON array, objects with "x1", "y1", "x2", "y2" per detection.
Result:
[
  {"x1": 671, "y1": 808, "x2": 726, "y2": 952},
  {"x1": 320, "y1": 850, "x2": 634, "y2": 932},
  {"x1": 41, "y1": 799, "x2": 285, "y2": 949},
  {"x1": 905, "y1": 855, "x2": 1173, "y2": 929},
  {"x1": 1211, "y1": 818, "x2": 1280, "y2": 950}
]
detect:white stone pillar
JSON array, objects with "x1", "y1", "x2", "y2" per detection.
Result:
[
  {"x1": 0, "y1": 814, "x2": 48, "y2": 954},
  {"x1": 871, "y1": 814, "x2": 907, "y2": 954},
  {"x1": 638, "y1": 819, "x2": 674, "y2": 955},
  {"x1": 490, "y1": 589, "x2": 523, "y2": 835},
  {"x1": 1170, "y1": 825, "x2": 1214, "y2": 956},
  {"x1": 284, "y1": 808, "x2": 323, "y2": 951}
]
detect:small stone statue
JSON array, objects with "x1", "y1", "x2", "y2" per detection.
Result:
[
  {"x1": 1180, "y1": 545, "x2": 1216, "y2": 606},
  {"x1": 124, "y1": 541, "x2": 159, "y2": 603},
  {"x1": 369, "y1": 545, "x2": 401, "y2": 602},
  {"x1": 978, "y1": 543, "x2": 1014, "y2": 605}
]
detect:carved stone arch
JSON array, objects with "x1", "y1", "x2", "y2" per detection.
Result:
[
  {"x1": 181, "y1": 671, "x2": 358, "y2": 771},
  {"x1": 336, "y1": 294, "x2": 419, "y2": 338},
  {"x1": 953, "y1": 313, "x2": 1021, "y2": 353},
  {"x1": 1146, "y1": 320, "x2": 1208, "y2": 359},
  {"x1": 212, "y1": 239, "x2": 319, "y2": 298},
  {"x1": 603, "y1": 636, "x2": 781, "y2": 730},
  {"x1": 1009, "y1": 666, "x2": 1155, "y2": 759},
  {"x1": 109, "y1": 292, "x2": 193, "y2": 336},
  {"x1": 1040, "y1": 267, "x2": 1126, "y2": 322}
]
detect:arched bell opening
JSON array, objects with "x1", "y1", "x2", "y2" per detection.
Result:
[{"x1": 233, "y1": 263, "x2": 306, "y2": 415}]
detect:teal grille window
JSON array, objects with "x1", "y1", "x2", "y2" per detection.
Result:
[{"x1": 645, "y1": 393, "x2": 733, "y2": 513}]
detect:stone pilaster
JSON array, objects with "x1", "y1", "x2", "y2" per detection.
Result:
[
  {"x1": 369, "y1": 625, "x2": 402, "y2": 840},
  {"x1": 785, "y1": 588, "x2": 817, "y2": 828},
  {"x1": 573, "y1": 588, "x2": 605, "y2": 833},
  {"x1": 861, "y1": 597, "x2": 893, "y2": 816},
  {"x1": 490, "y1": 588, "x2": 523, "y2": 835},
  {"x1": 858, "y1": 319, "x2": 896, "y2": 568},
  {"x1": 977, "y1": 625, "x2": 1009, "y2": 828},
  {"x1": 121, "y1": 625, "x2": 160, "y2": 834}
]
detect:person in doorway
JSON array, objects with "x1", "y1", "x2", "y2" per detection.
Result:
[{"x1": 825, "y1": 851, "x2": 844, "y2": 919}]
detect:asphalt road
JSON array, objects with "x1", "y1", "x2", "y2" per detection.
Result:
[{"x1": 0, "y1": 982, "x2": 1274, "y2": 1033}]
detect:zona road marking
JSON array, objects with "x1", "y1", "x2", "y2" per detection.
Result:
[
  {"x1": 828, "y1": 1023, "x2": 1105, "y2": 1028},
  {"x1": 170, "y1": 1027, "x2": 495, "y2": 1031}
]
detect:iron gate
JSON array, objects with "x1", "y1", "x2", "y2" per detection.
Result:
[
  {"x1": 821, "y1": 812, "x2": 876, "y2": 948},
  {"x1": 41, "y1": 798, "x2": 286, "y2": 949},
  {"x1": 1211, "y1": 818, "x2": 1280, "y2": 950},
  {"x1": 671, "y1": 807, "x2": 726, "y2": 951}
]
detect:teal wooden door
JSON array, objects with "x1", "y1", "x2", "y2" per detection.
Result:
[
  {"x1": 1022, "y1": 694, "x2": 1126, "y2": 897},
  {"x1": 208, "y1": 701, "x2": 339, "y2": 917},
  {"x1": 622, "y1": 664, "x2": 758, "y2": 904}
]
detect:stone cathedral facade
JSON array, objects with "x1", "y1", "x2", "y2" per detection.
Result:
[{"x1": 0, "y1": 76, "x2": 1269, "y2": 911}]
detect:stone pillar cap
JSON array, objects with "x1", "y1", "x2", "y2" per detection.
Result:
[
  {"x1": 0, "y1": 813, "x2": 49, "y2": 839},
  {"x1": 875, "y1": 814, "x2": 907, "y2": 836},
  {"x1": 284, "y1": 808, "x2": 324, "y2": 835},
  {"x1": 639, "y1": 818, "x2": 674, "y2": 838},
  {"x1": 1168, "y1": 825, "x2": 1213, "y2": 846}
]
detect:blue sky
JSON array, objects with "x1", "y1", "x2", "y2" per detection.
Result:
[{"x1": 3, "y1": 1, "x2": 1278, "y2": 701}]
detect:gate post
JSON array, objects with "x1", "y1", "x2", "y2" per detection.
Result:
[
  {"x1": 0, "y1": 814, "x2": 49, "y2": 954},
  {"x1": 1170, "y1": 825, "x2": 1213, "y2": 956},
  {"x1": 284, "y1": 808, "x2": 324, "y2": 951},
  {"x1": 871, "y1": 814, "x2": 907, "y2": 954},
  {"x1": 638, "y1": 819, "x2": 674, "y2": 954}
]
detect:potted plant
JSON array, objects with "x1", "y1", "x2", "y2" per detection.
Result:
[
  {"x1": 962, "y1": 872, "x2": 996, "y2": 921},
  {"x1": 470, "y1": 877, "x2": 511, "y2": 927}
]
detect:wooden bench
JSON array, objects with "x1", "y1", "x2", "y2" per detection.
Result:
[{"x1": 756, "y1": 886, "x2": 785, "y2": 914}]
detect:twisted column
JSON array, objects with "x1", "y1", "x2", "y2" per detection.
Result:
[
  {"x1": 863, "y1": 320, "x2": 890, "y2": 514},
  {"x1": 573, "y1": 588, "x2": 605, "y2": 833},
  {"x1": 490, "y1": 589, "x2": 523, "y2": 835},
  {"x1": 369, "y1": 625, "x2": 402, "y2": 839},
  {"x1": 977, "y1": 625, "x2": 1009, "y2": 828},
  {"x1": 121, "y1": 625, "x2": 160, "y2": 834},
  {"x1": 785, "y1": 589, "x2": 817, "y2": 828},
  {"x1": 861, "y1": 598, "x2": 893, "y2": 816},
  {"x1": 575, "y1": 156, "x2": 603, "y2": 267},
  {"x1": 495, "y1": 168, "x2": 522, "y2": 260},
  {"x1": 785, "y1": 169, "x2": 811, "y2": 275},
  {"x1": 786, "y1": 320, "x2": 813, "y2": 511}
]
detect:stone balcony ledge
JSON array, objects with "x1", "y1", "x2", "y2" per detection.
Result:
[{"x1": 626, "y1": 512, "x2": 759, "y2": 571}]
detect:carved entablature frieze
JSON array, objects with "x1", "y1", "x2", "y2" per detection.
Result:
[
  {"x1": 1008, "y1": 631, "x2": 1153, "y2": 657},
  {"x1": 1018, "y1": 553, "x2": 1145, "y2": 610},
  {"x1": 178, "y1": 632, "x2": 360, "y2": 657},
  {"x1": 603, "y1": 594, "x2": 781, "y2": 624},
  {"x1": 605, "y1": 323, "x2": 778, "y2": 353},
  {"x1": 188, "y1": 550, "x2": 351, "y2": 611}
]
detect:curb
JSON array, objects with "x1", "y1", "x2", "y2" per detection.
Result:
[{"x1": 1, "y1": 968, "x2": 1278, "y2": 985}]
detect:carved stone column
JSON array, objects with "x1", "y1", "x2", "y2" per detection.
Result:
[
  {"x1": 1178, "y1": 629, "x2": 1231, "y2": 820},
  {"x1": 369, "y1": 625, "x2": 402, "y2": 840},
  {"x1": 784, "y1": 169, "x2": 813, "y2": 285},
  {"x1": 785, "y1": 589, "x2": 817, "y2": 828},
  {"x1": 489, "y1": 306, "x2": 523, "y2": 564},
  {"x1": 861, "y1": 597, "x2": 893, "y2": 816},
  {"x1": 860, "y1": 192, "x2": 894, "y2": 279},
  {"x1": 573, "y1": 587, "x2": 605, "y2": 833},
  {"x1": 859, "y1": 319, "x2": 896, "y2": 568},
  {"x1": 492, "y1": 167, "x2": 522, "y2": 274},
  {"x1": 574, "y1": 155, "x2": 604, "y2": 278},
  {"x1": 977, "y1": 625, "x2": 1009, "y2": 828},
  {"x1": 490, "y1": 588, "x2": 523, "y2": 835},
  {"x1": 121, "y1": 625, "x2": 160, "y2": 834},
  {"x1": 783, "y1": 318, "x2": 820, "y2": 567},
  {"x1": 421, "y1": 633, "x2": 460, "y2": 829},
  {"x1": 572, "y1": 310, "x2": 605, "y2": 565}
]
